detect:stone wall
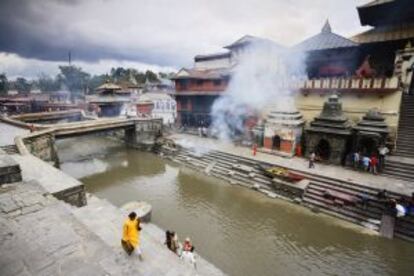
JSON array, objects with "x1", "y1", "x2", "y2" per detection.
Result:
[
  {"x1": 53, "y1": 185, "x2": 87, "y2": 207},
  {"x1": 22, "y1": 132, "x2": 60, "y2": 168},
  {"x1": 295, "y1": 90, "x2": 402, "y2": 144},
  {"x1": 125, "y1": 118, "x2": 163, "y2": 150}
]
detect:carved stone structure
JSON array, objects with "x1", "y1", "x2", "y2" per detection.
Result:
[
  {"x1": 262, "y1": 108, "x2": 304, "y2": 156},
  {"x1": 305, "y1": 94, "x2": 352, "y2": 164},
  {"x1": 353, "y1": 109, "x2": 389, "y2": 155}
]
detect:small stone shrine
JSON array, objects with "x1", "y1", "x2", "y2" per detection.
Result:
[
  {"x1": 262, "y1": 108, "x2": 305, "y2": 156},
  {"x1": 305, "y1": 94, "x2": 352, "y2": 164},
  {"x1": 353, "y1": 109, "x2": 389, "y2": 155}
]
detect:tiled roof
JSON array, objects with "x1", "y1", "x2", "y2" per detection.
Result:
[
  {"x1": 351, "y1": 23, "x2": 414, "y2": 43},
  {"x1": 224, "y1": 35, "x2": 283, "y2": 49},
  {"x1": 195, "y1": 52, "x2": 231, "y2": 61},
  {"x1": 294, "y1": 21, "x2": 359, "y2": 51},
  {"x1": 171, "y1": 67, "x2": 231, "y2": 80},
  {"x1": 96, "y1": 82, "x2": 122, "y2": 91},
  {"x1": 359, "y1": 0, "x2": 394, "y2": 8}
]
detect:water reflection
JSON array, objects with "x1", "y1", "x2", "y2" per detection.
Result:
[{"x1": 58, "y1": 136, "x2": 414, "y2": 276}]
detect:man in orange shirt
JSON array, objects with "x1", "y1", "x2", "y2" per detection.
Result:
[{"x1": 121, "y1": 212, "x2": 143, "y2": 260}]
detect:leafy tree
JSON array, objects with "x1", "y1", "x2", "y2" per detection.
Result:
[
  {"x1": 0, "y1": 73, "x2": 8, "y2": 95},
  {"x1": 145, "y1": 70, "x2": 159, "y2": 82},
  {"x1": 57, "y1": 66, "x2": 90, "y2": 98},
  {"x1": 88, "y1": 74, "x2": 108, "y2": 93},
  {"x1": 14, "y1": 77, "x2": 31, "y2": 94},
  {"x1": 37, "y1": 73, "x2": 60, "y2": 92}
]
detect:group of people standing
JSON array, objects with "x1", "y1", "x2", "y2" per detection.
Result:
[
  {"x1": 352, "y1": 145, "x2": 389, "y2": 174},
  {"x1": 121, "y1": 213, "x2": 197, "y2": 270},
  {"x1": 165, "y1": 230, "x2": 197, "y2": 269}
]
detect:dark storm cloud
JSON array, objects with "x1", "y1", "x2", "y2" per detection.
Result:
[
  {"x1": 0, "y1": 0, "x2": 370, "y2": 73},
  {"x1": 0, "y1": 0, "x2": 186, "y2": 66}
]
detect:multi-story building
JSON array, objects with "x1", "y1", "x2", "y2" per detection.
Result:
[{"x1": 172, "y1": 0, "x2": 414, "y2": 167}]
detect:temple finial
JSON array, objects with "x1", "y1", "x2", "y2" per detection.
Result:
[{"x1": 322, "y1": 19, "x2": 331, "y2": 33}]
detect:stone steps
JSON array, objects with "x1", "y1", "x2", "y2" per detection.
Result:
[
  {"x1": 72, "y1": 194, "x2": 224, "y2": 276},
  {"x1": 0, "y1": 154, "x2": 22, "y2": 185},
  {"x1": 162, "y1": 146, "x2": 414, "y2": 242},
  {"x1": 383, "y1": 156, "x2": 414, "y2": 181},
  {"x1": 0, "y1": 181, "x2": 129, "y2": 276},
  {"x1": 395, "y1": 94, "x2": 414, "y2": 158},
  {"x1": 0, "y1": 145, "x2": 19, "y2": 155}
]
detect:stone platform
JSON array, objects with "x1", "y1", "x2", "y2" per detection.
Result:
[
  {"x1": 0, "y1": 154, "x2": 22, "y2": 184},
  {"x1": 73, "y1": 194, "x2": 224, "y2": 276},
  {"x1": 169, "y1": 133, "x2": 414, "y2": 195},
  {"x1": 0, "y1": 179, "x2": 224, "y2": 276}
]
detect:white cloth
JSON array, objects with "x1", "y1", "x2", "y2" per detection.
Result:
[
  {"x1": 379, "y1": 147, "x2": 389, "y2": 156},
  {"x1": 396, "y1": 204, "x2": 406, "y2": 217},
  {"x1": 181, "y1": 251, "x2": 196, "y2": 268}
]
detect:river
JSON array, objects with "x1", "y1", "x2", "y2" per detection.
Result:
[{"x1": 58, "y1": 136, "x2": 414, "y2": 276}]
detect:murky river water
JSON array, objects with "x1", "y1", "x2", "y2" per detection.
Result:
[{"x1": 58, "y1": 136, "x2": 414, "y2": 276}]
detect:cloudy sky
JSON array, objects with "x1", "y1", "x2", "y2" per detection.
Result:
[{"x1": 0, "y1": 0, "x2": 371, "y2": 79}]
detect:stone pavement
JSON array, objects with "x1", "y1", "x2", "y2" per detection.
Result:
[
  {"x1": 0, "y1": 122, "x2": 28, "y2": 147},
  {"x1": 169, "y1": 133, "x2": 414, "y2": 195},
  {"x1": 0, "y1": 181, "x2": 127, "y2": 276},
  {"x1": 72, "y1": 194, "x2": 224, "y2": 276}
]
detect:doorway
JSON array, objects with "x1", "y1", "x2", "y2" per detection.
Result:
[
  {"x1": 272, "y1": 135, "x2": 281, "y2": 150},
  {"x1": 316, "y1": 139, "x2": 331, "y2": 160}
]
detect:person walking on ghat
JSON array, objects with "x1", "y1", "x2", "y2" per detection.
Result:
[
  {"x1": 378, "y1": 144, "x2": 389, "y2": 172},
  {"x1": 121, "y1": 212, "x2": 143, "y2": 260},
  {"x1": 309, "y1": 151, "x2": 316, "y2": 168},
  {"x1": 252, "y1": 143, "x2": 258, "y2": 156}
]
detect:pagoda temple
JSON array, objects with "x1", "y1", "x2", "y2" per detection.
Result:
[
  {"x1": 353, "y1": 108, "x2": 389, "y2": 155},
  {"x1": 261, "y1": 108, "x2": 304, "y2": 156},
  {"x1": 295, "y1": 20, "x2": 360, "y2": 78},
  {"x1": 305, "y1": 94, "x2": 352, "y2": 165},
  {"x1": 87, "y1": 81, "x2": 131, "y2": 117}
]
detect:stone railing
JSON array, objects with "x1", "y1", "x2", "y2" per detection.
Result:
[{"x1": 299, "y1": 76, "x2": 400, "y2": 91}]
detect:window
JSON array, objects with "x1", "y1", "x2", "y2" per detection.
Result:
[{"x1": 213, "y1": 80, "x2": 221, "y2": 86}]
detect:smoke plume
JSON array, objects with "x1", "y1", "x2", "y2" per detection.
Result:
[{"x1": 210, "y1": 39, "x2": 306, "y2": 141}]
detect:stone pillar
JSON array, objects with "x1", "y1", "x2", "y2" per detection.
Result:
[
  {"x1": 125, "y1": 119, "x2": 163, "y2": 150},
  {"x1": 24, "y1": 133, "x2": 60, "y2": 168}
]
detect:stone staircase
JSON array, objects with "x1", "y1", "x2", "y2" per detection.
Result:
[
  {"x1": 384, "y1": 93, "x2": 414, "y2": 181},
  {"x1": 0, "y1": 145, "x2": 19, "y2": 155},
  {"x1": 162, "y1": 146, "x2": 414, "y2": 242},
  {"x1": 0, "y1": 152, "x2": 22, "y2": 184},
  {"x1": 72, "y1": 194, "x2": 224, "y2": 276},
  {"x1": 395, "y1": 93, "x2": 414, "y2": 158}
]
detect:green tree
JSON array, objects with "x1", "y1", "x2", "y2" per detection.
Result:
[
  {"x1": 14, "y1": 77, "x2": 31, "y2": 94},
  {"x1": 37, "y1": 73, "x2": 60, "y2": 92},
  {"x1": 57, "y1": 66, "x2": 90, "y2": 98},
  {"x1": 145, "y1": 70, "x2": 159, "y2": 82},
  {"x1": 0, "y1": 73, "x2": 8, "y2": 95},
  {"x1": 88, "y1": 74, "x2": 108, "y2": 93}
]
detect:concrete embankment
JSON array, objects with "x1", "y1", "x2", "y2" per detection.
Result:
[
  {"x1": 1, "y1": 150, "x2": 224, "y2": 275},
  {"x1": 159, "y1": 135, "x2": 414, "y2": 242}
]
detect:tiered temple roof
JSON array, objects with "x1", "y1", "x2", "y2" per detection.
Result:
[
  {"x1": 295, "y1": 21, "x2": 359, "y2": 52},
  {"x1": 306, "y1": 94, "x2": 352, "y2": 135},
  {"x1": 354, "y1": 109, "x2": 389, "y2": 135},
  {"x1": 265, "y1": 110, "x2": 304, "y2": 128}
]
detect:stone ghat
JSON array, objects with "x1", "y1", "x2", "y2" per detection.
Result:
[
  {"x1": 159, "y1": 146, "x2": 414, "y2": 243},
  {"x1": 0, "y1": 153, "x2": 225, "y2": 276}
]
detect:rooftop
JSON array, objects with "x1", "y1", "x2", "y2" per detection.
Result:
[
  {"x1": 171, "y1": 67, "x2": 231, "y2": 80},
  {"x1": 95, "y1": 81, "x2": 122, "y2": 91},
  {"x1": 224, "y1": 35, "x2": 283, "y2": 50},
  {"x1": 351, "y1": 22, "x2": 414, "y2": 43},
  {"x1": 295, "y1": 21, "x2": 359, "y2": 51},
  {"x1": 195, "y1": 52, "x2": 231, "y2": 62}
]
